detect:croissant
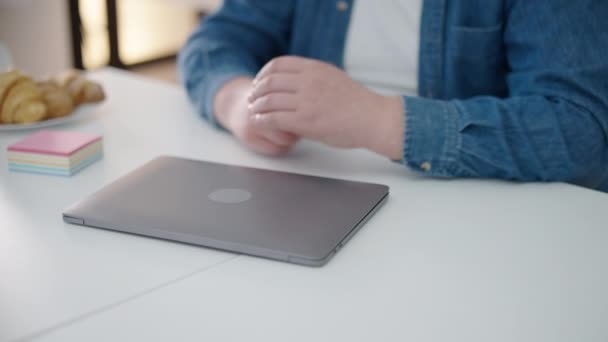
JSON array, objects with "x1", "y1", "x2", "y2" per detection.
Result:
[
  {"x1": 0, "y1": 71, "x2": 47, "y2": 124},
  {"x1": 0, "y1": 69, "x2": 105, "y2": 125},
  {"x1": 54, "y1": 70, "x2": 105, "y2": 105},
  {"x1": 0, "y1": 70, "x2": 25, "y2": 123},
  {"x1": 37, "y1": 81, "x2": 74, "y2": 118}
]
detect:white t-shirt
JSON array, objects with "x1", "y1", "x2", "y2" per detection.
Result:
[{"x1": 343, "y1": 0, "x2": 423, "y2": 97}]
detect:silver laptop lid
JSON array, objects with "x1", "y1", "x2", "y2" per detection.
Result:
[{"x1": 64, "y1": 156, "x2": 389, "y2": 266}]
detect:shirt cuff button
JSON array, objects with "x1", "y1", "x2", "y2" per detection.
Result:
[
  {"x1": 336, "y1": 1, "x2": 349, "y2": 11},
  {"x1": 420, "y1": 162, "x2": 432, "y2": 172}
]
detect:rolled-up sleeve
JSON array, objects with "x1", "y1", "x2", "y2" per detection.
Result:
[{"x1": 403, "y1": 96, "x2": 469, "y2": 177}]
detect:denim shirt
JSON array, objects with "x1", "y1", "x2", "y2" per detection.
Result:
[{"x1": 178, "y1": 0, "x2": 608, "y2": 192}]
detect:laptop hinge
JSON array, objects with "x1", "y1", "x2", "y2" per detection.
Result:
[{"x1": 63, "y1": 215, "x2": 85, "y2": 225}]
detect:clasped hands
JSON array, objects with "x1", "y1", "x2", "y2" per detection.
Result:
[{"x1": 214, "y1": 56, "x2": 404, "y2": 160}]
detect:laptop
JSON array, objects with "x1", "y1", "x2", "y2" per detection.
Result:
[{"x1": 63, "y1": 156, "x2": 389, "y2": 266}]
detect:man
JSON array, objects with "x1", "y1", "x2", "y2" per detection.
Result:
[{"x1": 178, "y1": 0, "x2": 608, "y2": 191}]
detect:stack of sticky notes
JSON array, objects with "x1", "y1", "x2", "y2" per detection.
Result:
[{"x1": 7, "y1": 130, "x2": 103, "y2": 176}]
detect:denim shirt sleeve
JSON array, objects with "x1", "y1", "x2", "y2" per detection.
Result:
[
  {"x1": 177, "y1": 0, "x2": 294, "y2": 128},
  {"x1": 403, "y1": 1, "x2": 608, "y2": 190}
]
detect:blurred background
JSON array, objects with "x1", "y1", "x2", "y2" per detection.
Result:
[{"x1": 0, "y1": 0, "x2": 222, "y2": 82}]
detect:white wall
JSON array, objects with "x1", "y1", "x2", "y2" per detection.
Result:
[{"x1": 0, "y1": 0, "x2": 72, "y2": 77}]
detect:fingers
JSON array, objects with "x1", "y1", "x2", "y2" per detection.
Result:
[
  {"x1": 248, "y1": 93, "x2": 297, "y2": 114},
  {"x1": 255, "y1": 56, "x2": 313, "y2": 82},
  {"x1": 248, "y1": 135, "x2": 292, "y2": 156},
  {"x1": 262, "y1": 129, "x2": 299, "y2": 147},
  {"x1": 237, "y1": 55, "x2": 317, "y2": 155},
  {"x1": 239, "y1": 120, "x2": 291, "y2": 155},
  {"x1": 250, "y1": 113, "x2": 298, "y2": 146},
  {"x1": 252, "y1": 111, "x2": 299, "y2": 135},
  {"x1": 237, "y1": 113, "x2": 297, "y2": 156},
  {"x1": 248, "y1": 74, "x2": 299, "y2": 103}
]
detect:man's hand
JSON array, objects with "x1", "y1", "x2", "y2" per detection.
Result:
[
  {"x1": 214, "y1": 77, "x2": 298, "y2": 156},
  {"x1": 248, "y1": 56, "x2": 405, "y2": 160}
]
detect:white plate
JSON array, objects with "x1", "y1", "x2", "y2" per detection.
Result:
[{"x1": 0, "y1": 104, "x2": 97, "y2": 132}]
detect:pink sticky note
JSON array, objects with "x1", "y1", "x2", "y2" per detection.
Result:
[{"x1": 7, "y1": 130, "x2": 102, "y2": 157}]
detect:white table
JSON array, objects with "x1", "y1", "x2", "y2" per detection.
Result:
[{"x1": 1, "y1": 68, "x2": 607, "y2": 342}]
